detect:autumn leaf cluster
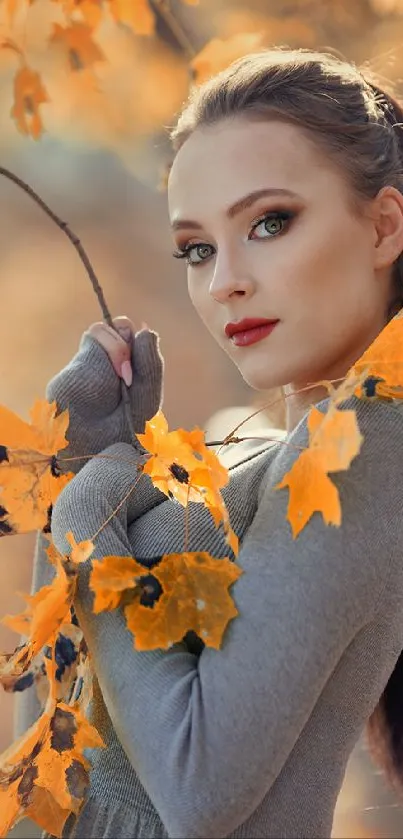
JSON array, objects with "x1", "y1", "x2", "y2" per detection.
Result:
[{"x1": 0, "y1": 0, "x2": 270, "y2": 144}]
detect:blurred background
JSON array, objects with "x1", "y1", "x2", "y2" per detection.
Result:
[{"x1": 1, "y1": 0, "x2": 403, "y2": 836}]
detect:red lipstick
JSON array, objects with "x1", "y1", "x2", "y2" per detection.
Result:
[{"x1": 224, "y1": 318, "x2": 279, "y2": 347}]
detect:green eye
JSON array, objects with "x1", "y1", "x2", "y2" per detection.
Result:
[
  {"x1": 250, "y1": 210, "x2": 294, "y2": 240},
  {"x1": 194, "y1": 245, "x2": 213, "y2": 261},
  {"x1": 265, "y1": 217, "x2": 283, "y2": 235}
]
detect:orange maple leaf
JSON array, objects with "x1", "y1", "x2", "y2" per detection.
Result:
[
  {"x1": 107, "y1": 0, "x2": 155, "y2": 35},
  {"x1": 124, "y1": 551, "x2": 242, "y2": 650},
  {"x1": 90, "y1": 553, "x2": 145, "y2": 612},
  {"x1": 51, "y1": 0, "x2": 104, "y2": 30},
  {"x1": 49, "y1": 21, "x2": 105, "y2": 71},
  {"x1": 0, "y1": 398, "x2": 74, "y2": 534},
  {"x1": 1, "y1": 555, "x2": 76, "y2": 684},
  {"x1": 136, "y1": 410, "x2": 238, "y2": 552},
  {"x1": 89, "y1": 549, "x2": 242, "y2": 650},
  {"x1": 182, "y1": 426, "x2": 239, "y2": 554},
  {"x1": 0, "y1": 695, "x2": 52, "y2": 836},
  {"x1": 137, "y1": 410, "x2": 216, "y2": 504},
  {"x1": 0, "y1": 533, "x2": 93, "y2": 687},
  {"x1": 276, "y1": 403, "x2": 364, "y2": 538},
  {"x1": 190, "y1": 32, "x2": 265, "y2": 84},
  {"x1": 10, "y1": 65, "x2": 50, "y2": 140},
  {"x1": 0, "y1": 657, "x2": 104, "y2": 836},
  {"x1": 351, "y1": 307, "x2": 403, "y2": 399}
]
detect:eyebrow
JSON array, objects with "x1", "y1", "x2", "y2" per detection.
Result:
[{"x1": 170, "y1": 188, "x2": 300, "y2": 232}]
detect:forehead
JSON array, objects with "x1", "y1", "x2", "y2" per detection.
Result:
[{"x1": 168, "y1": 118, "x2": 341, "y2": 221}]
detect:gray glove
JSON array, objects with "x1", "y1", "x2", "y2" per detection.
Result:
[{"x1": 46, "y1": 325, "x2": 164, "y2": 476}]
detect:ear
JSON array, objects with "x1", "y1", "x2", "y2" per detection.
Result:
[{"x1": 371, "y1": 185, "x2": 403, "y2": 270}]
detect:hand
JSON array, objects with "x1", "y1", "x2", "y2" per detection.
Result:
[
  {"x1": 85, "y1": 315, "x2": 136, "y2": 387},
  {"x1": 46, "y1": 315, "x2": 164, "y2": 476}
]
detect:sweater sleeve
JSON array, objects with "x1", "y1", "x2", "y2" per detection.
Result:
[
  {"x1": 50, "y1": 396, "x2": 403, "y2": 838},
  {"x1": 46, "y1": 327, "x2": 164, "y2": 477}
]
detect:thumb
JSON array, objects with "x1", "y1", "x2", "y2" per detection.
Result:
[
  {"x1": 86, "y1": 318, "x2": 133, "y2": 385},
  {"x1": 112, "y1": 315, "x2": 135, "y2": 344}
]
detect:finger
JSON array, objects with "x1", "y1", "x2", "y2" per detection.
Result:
[
  {"x1": 132, "y1": 328, "x2": 164, "y2": 378},
  {"x1": 111, "y1": 315, "x2": 135, "y2": 342},
  {"x1": 87, "y1": 322, "x2": 133, "y2": 383}
]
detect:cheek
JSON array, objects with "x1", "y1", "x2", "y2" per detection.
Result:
[
  {"x1": 187, "y1": 278, "x2": 214, "y2": 326},
  {"x1": 276, "y1": 215, "x2": 372, "y2": 316}
]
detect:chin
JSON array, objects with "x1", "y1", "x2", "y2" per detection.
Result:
[{"x1": 236, "y1": 364, "x2": 287, "y2": 392}]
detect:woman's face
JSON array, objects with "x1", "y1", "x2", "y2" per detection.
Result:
[{"x1": 167, "y1": 117, "x2": 392, "y2": 393}]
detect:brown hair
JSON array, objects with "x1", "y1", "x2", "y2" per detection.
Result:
[{"x1": 169, "y1": 47, "x2": 403, "y2": 795}]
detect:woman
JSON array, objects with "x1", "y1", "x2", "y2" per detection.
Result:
[{"x1": 16, "y1": 47, "x2": 403, "y2": 838}]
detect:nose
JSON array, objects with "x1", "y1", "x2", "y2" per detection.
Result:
[{"x1": 208, "y1": 253, "x2": 254, "y2": 303}]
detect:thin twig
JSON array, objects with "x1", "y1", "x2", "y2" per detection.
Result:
[
  {"x1": 0, "y1": 165, "x2": 139, "y2": 446},
  {"x1": 205, "y1": 435, "x2": 305, "y2": 452},
  {"x1": 58, "y1": 452, "x2": 149, "y2": 468},
  {"x1": 151, "y1": 0, "x2": 197, "y2": 59},
  {"x1": 211, "y1": 375, "x2": 351, "y2": 456},
  {"x1": 0, "y1": 167, "x2": 111, "y2": 323},
  {"x1": 90, "y1": 471, "x2": 144, "y2": 542},
  {"x1": 184, "y1": 484, "x2": 190, "y2": 552}
]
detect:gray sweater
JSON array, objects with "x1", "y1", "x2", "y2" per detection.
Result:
[{"x1": 15, "y1": 331, "x2": 403, "y2": 838}]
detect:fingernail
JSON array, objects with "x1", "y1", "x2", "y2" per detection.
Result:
[
  {"x1": 117, "y1": 327, "x2": 132, "y2": 343},
  {"x1": 120, "y1": 360, "x2": 133, "y2": 387}
]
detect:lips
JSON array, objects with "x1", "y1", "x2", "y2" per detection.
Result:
[{"x1": 224, "y1": 318, "x2": 279, "y2": 338}]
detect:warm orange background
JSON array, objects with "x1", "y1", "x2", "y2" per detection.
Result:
[{"x1": 1, "y1": 0, "x2": 403, "y2": 836}]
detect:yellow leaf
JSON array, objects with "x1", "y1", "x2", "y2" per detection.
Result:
[
  {"x1": 351, "y1": 308, "x2": 403, "y2": 398},
  {"x1": 107, "y1": 0, "x2": 155, "y2": 35},
  {"x1": 65, "y1": 531, "x2": 95, "y2": 565},
  {"x1": 24, "y1": 782, "x2": 72, "y2": 836},
  {"x1": 51, "y1": 0, "x2": 104, "y2": 30},
  {"x1": 0, "y1": 654, "x2": 104, "y2": 836},
  {"x1": 137, "y1": 410, "x2": 204, "y2": 505},
  {"x1": 137, "y1": 410, "x2": 237, "y2": 552},
  {"x1": 49, "y1": 21, "x2": 106, "y2": 71},
  {"x1": 0, "y1": 554, "x2": 77, "y2": 686},
  {"x1": 0, "y1": 695, "x2": 54, "y2": 836},
  {"x1": 0, "y1": 398, "x2": 74, "y2": 534},
  {"x1": 124, "y1": 551, "x2": 242, "y2": 651},
  {"x1": 10, "y1": 66, "x2": 50, "y2": 140},
  {"x1": 69, "y1": 704, "x2": 104, "y2": 752},
  {"x1": 89, "y1": 554, "x2": 145, "y2": 612},
  {"x1": 0, "y1": 779, "x2": 22, "y2": 836},
  {"x1": 276, "y1": 404, "x2": 364, "y2": 538}
]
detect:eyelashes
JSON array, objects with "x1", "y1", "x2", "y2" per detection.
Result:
[{"x1": 172, "y1": 209, "x2": 295, "y2": 268}]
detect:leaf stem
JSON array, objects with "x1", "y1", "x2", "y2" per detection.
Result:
[
  {"x1": 211, "y1": 375, "x2": 351, "y2": 456},
  {"x1": 183, "y1": 484, "x2": 190, "y2": 551},
  {"x1": 58, "y1": 452, "x2": 149, "y2": 467},
  {"x1": 89, "y1": 471, "x2": 143, "y2": 542},
  {"x1": 205, "y1": 435, "x2": 305, "y2": 452}
]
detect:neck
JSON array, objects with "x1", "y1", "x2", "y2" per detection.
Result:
[{"x1": 283, "y1": 381, "x2": 330, "y2": 434}]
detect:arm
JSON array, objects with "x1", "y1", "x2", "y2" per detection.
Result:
[
  {"x1": 13, "y1": 323, "x2": 164, "y2": 734},
  {"x1": 50, "y1": 396, "x2": 403, "y2": 838}
]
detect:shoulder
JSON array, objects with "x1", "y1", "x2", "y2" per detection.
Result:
[
  {"x1": 218, "y1": 428, "x2": 287, "y2": 470},
  {"x1": 253, "y1": 395, "x2": 403, "y2": 617},
  {"x1": 270, "y1": 394, "x2": 403, "y2": 480}
]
